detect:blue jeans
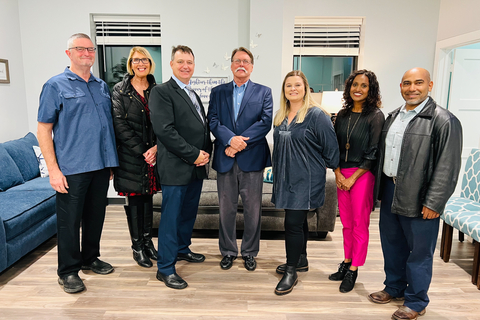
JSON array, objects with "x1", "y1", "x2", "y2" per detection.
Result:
[
  {"x1": 379, "y1": 175, "x2": 440, "y2": 312},
  {"x1": 156, "y1": 179, "x2": 203, "y2": 275}
]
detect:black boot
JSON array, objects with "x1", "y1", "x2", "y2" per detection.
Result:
[
  {"x1": 275, "y1": 265, "x2": 298, "y2": 295},
  {"x1": 339, "y1": 269, "x2": 358, "y2": 293},
  {"x1": 143, "y1": 200, "x2": 158, "y2": 261},
  {"x1": 328, "y1": 261, "x2": 351, "y2": 281},
  {"x1": 125, "y1": 205, "x2": 152, "y2": 268},
  {"x1": 276, "y1": 254, "x2": 308, "y2": 274}
]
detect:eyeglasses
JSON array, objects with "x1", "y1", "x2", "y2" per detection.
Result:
[
  {"x1": 232, "y1": 59, "x2": 251, "y2": 65},
  {"x1": 131, "y1": 58, "x2": 150, "y2": 64},
  {"x1": 69, "y1": 46, "x2": 96, "y2": 53}
]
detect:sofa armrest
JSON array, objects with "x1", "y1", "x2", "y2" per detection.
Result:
[{"x1": 315, "y1": 170, "x2": 337, "y2": 232}]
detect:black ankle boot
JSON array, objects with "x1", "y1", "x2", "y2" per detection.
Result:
[
  {"x1": 276, "y1": 254, "x2": 309, "y2": 274},
  {"x1": 125, "y1": 205, "x2": 152, "y2": 268},
  {"x1": 339, "y1": 269, "x2": 358, "y2": 293},
  {"x1": 143, "y1": 201, "x2": 158, "y2": 260},
  {"x1": 275, "y1": 265, "x2": 298, "y2": 295},
  {"x1": 328, "y1": 261, "x2": 352, "y2": 281}
]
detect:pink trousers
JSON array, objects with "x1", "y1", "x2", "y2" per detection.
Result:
[{"x1": 337, "y1": 168, "x2": 375, "y2": 267}]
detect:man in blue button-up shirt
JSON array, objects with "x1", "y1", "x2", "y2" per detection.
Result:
[{"x1": 37, "y1": 33, "x2": 118, "y2": 294}]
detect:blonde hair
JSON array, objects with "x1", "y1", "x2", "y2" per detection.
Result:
[
  {"x1": 274, "y1": 70, "x2": 328, "y2": 127},
  {"x1": 126, "y1": 46, "x2": 156, "y2": 75}
]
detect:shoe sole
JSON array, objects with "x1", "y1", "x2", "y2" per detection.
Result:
[
  {"x1": 274, "y1": 279, "x2": 298, "y2": 295},
  {"x1": 156, "y1": 276, "x2": 188, "y2": 289},
  {"x1": 81, "y1": 266, "x2": 114, "y2": 275},
  {"x1": 58, "y1": 278, "x2": 85, "y2": 294},
  {"x1": 177, "y1": 257, "x2": 205, "y2": 263},
  {"x1": 276, "y1": 266, "x2": 309, "y2": 275},
  {"x1": 391, "y1": 309, "x2": 426, "y2": 320},
  {"x1": 368, "y1": 294, "x2": 405, "y2": 304}
]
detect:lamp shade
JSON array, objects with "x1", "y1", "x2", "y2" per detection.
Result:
[{"x1": 320, "y1": 91, "x2": 344, "y2": 114}]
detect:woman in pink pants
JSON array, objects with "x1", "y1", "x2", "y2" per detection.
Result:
[{"x1": 329, "y1": 70, "x2": 384, "y2": 293}]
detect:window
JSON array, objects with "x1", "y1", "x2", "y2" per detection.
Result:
[
  {"x1": 293, "y1": 17, "x2": 363, "y2": 92},
  {"x1": 92, "y1": 14, "x2": 162, "y2": 91}
]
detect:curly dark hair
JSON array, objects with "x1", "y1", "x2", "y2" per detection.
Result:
[{"x1": 339, "y1": 69, "x2": 382, "y2": 117}]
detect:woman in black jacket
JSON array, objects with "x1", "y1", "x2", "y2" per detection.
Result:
[{"x1": 112, "y1": 47, "x2": 158, "y2": 268}]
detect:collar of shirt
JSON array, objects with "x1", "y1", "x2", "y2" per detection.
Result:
[
  {"x1": 64, "y1": 67, "x2": 100, "y2": 83},
  {"x1": 399, "y1": 96, "x2": 430, "y2": 116},
  {"x1": 233, "y1": 80, "x2": 249, "y2": 91},
  {"x1": 172, "y1": 74, "x2": 190, "y2": 91}
]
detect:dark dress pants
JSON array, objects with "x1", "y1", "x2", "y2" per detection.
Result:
[
  {"x1": 157, "y1": 179, "x2": 203, "y2": 275},
  {"x1": 56, "y1": 168, "x2": 110, "y2": 277},
  {"x1": 284, "y1": 209, "x2": 309, "y2": 266},
  {"x1": 379, "y1": 175, "x2": 440, "y2": 312},
  {"x1": 217, "y1": 161, "x2": 263, "y2": 257}
]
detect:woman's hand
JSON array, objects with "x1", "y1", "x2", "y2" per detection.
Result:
[
  {"x1": 143, "y1": 145, "x2": 157, "y2": 165},
  {"x1": 335, "y1": 168, "x2": 349, "y2": 191}
]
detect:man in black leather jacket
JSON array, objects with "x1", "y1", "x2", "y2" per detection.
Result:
[{"x1": 368, "y1": 68, "x2": 462, "y2": 320}]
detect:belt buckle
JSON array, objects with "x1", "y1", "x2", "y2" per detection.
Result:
[{"x1": 392, "y1": 176, "x2": 397, "y2": 184}]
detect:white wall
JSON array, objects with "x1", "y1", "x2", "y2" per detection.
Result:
[
  {"x1": 437, "y1": 0, "x2": 480, "y2": 41},
  {"x1": 0, "y1": 0, "x2": 29, "y2": 143},
  {"x1": 280, "y1": 0, "x2": 440, "y2": 114},
  {"x1": 16, "y1": 0, "x2": 442, "y2": 137}
]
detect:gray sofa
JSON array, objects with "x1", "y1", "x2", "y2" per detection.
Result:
[{"x1": 152, "y1": 144, "x2": 337, "y2": 238}]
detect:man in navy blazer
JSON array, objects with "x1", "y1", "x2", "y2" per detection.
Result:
[{"x1": 207, "y1": 47, "x2": 273, "y2": 271}]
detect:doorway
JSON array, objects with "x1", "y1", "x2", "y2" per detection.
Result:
[{"x1": 434, "y1": 31, "x2": 480, "y2": 195}]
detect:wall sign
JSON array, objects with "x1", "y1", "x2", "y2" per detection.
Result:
[{"x1": 190, "y1": 76, "x2": 229, "y2": 104}]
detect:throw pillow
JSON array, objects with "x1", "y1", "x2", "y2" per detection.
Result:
[
  {"x1": 33, "y1": 146, "x2": 49, "y2": 177},
  {"x1": 263, "y1": 166, "x2": 273, "y2": 184}
]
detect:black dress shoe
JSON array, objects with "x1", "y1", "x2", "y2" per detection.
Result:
[
  {"x1": 275, "y1": 265, "x2": 298, "y2": 295},
  {"x1": 58, "y1": 274, "x2": 85, "y2": 293},
  {"x1": 328, "y1": 261, "x2": 352, "y2": 281},
  {"x1": 81, "y1": 258, "x2": 114, "y2": 275},
  {"x1": 276, "y1": 254, "x2": 309, "y2": 274},
  {"x1": 156, "y1": 271, "x2": 188, "y2": 289},
  {"x1": 177, "y1": 252, "x2": 205, "y2": 263},
  {"x1": 242, "y1": 255, "x2": 256, "y2": 271},
  {"x1": 220, "y1": 255, "x2": 237, "y2": 270},
  {"x1": 339, "y1": 269, "x2": 358, "y2": 293}
]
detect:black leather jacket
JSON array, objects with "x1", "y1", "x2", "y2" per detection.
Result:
[
  {"x1": 375, "y1": 97, "x2": 463, "y2": 217},
  {"x1": 112, "y1": 73, "x2": 157, "y2": 194}
]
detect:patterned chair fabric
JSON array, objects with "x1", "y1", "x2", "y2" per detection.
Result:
[{"x1": 442, "y1": 148, "x2": 480, "y2": 242}]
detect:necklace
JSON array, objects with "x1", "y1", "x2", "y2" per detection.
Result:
[{"x1": 345, "y1": 113, "x2": 361, "y2": 162}]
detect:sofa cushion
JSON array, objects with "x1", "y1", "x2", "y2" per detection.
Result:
[
  {"x1": 0, "y1": 144, "x2": 24, "y2": 191},
  {"x1": 3, "y1": 132, "x2": 40, "y2": 182},
  {"x1": 0, "y1": 178, "x2": 56, "y2": 241}
]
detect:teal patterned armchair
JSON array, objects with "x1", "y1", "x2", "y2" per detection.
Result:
[{"x1": 440, "y1": 148, "x2": 480, "y2": 289}]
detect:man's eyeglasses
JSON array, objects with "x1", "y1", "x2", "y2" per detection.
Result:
[
  {"x1": 131, "y1": 58, "x2": 150, "y2": 64},
  {"x1": 69, "y1": 47, "x2": 96, "y2": 53},
  {"x1": 232, "y1": 59, "x2": 251, "y2": 65}
]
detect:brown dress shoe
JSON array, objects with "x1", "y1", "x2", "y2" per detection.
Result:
[
  {"x1": 368, "y1": 290, "x2": 404, "y2": 304},
  {"x1": 392, "y1": 305, "x2": 426, "y2": 320}
]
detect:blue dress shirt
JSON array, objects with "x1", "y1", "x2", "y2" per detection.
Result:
[{"x1": 37, "y1": 67, "x2": 118, "y2": 176}]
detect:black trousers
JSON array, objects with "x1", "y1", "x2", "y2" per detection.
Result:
[
  {"x1": 284, "y1": 209, "x2": 309, "y2": 266},
  {"x1": 56, "y1": 168, "x2": 110, "y2": 277}
]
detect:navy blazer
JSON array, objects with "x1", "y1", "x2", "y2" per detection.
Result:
[
  {"x1": 207, "y1": 80, "x2": 273, "y2": 173},
  {"x1": 150, "y1": 77, "x2": 212, "y2": 185}
]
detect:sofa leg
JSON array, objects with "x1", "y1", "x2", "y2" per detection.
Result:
[
  {"x1": 473, "y1": 240, "x2": 480, "y2": 287},
  {"x1": 459, "y1": 230, "x2": 464, "y2": 243},
  {"x1": 442, "y1": 222, "x2": 453, "y2": 263},
  {"x1": 440, "y1": 222, "x2": 446, "y2": 259}
]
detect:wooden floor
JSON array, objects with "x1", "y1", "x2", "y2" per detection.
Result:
[{"x1": 1, "y1": 205, "x2": 479, "y2": 320}]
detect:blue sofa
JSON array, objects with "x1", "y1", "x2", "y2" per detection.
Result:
[{"x1": 0, "y1": 133, "x2": 56, "y2": 273}]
